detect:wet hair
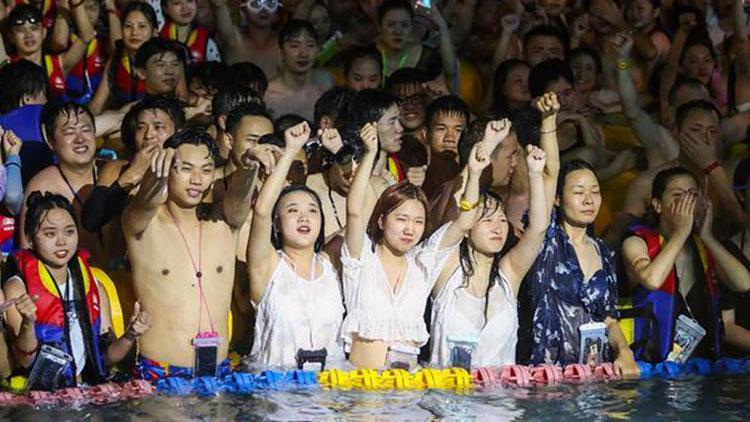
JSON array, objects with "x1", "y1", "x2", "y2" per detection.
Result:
[
  {"x1": 188, "y1": 61, "x2": 230, "y2": 95},
  {"x1": 529, "y1": 59, "x2": 574, "y2": 98},
  {"x1": 425, "y1": 95, "x2": 470, "y2": 128},
  {"x1": 377, "y1": 0, "x2": 413, "y2": 25},
  {"x1": 314, "y1": 86, "x2": 355, "y2": 129},
  {"x1": 651, "y1": 166, "x2": 695, "y2": 200},
  {"x1": 278, "y1": 19, "x2": 318, "y2": 47},
  {"x1": 366, "y1": 182, "x2": 429, "y2": 246},
  {"x1": 667, "y1": 75, "x2": 708, "y2": 106},
  {"x1": 271, "y1": 185, "x2": 326, "y2": 252},
  {"x1": 345, "y1": 89, "x2": 399, "y2": 135},
  {"x1": 385, "y1": 67, "x2": 430, "y2": 92},
  {"x1": 122, "y1": 1, "x2": 158, "y2": 32},
  {"x1": 212, "y1": 84, "x2": 263, "y2": 129},
  {"x1": 0, "y1": 60, "x2": 47, "y2": 114},
  {"x1": 229, "y1": 62, "x2": 269, "y2": 95},
  {"x1": 7, "y1": 4, "x2": 42, "y2": 29},
  {"x1": 121, "y1": 95, "x2": 186, "y2": 152},
  {"x1": 224, "y1": 101, "x2": 273, "y2": 136},
  {"x1": 24, "y1": 191, "x2": 78, "y2": 242},
  {"x1": 459, "y1": 190, "x2": 518, "y2": 326},
  {"x1": 134, "y1": 38, "x2": 187, "y2": 70},
  {"x1": 644, "y1": 166, "x2": 695, "y2": 226},
  {"x1": 523, "y1": 25, "x2": 569, "y2": 53},
  {"x1": 42, "y1": 101, "x2": 96, "y2": 144},
  {"x1": 492, "y1": 59, "x2": 529, "y2": 112},
  {"x1": 568, "y1": 47, "x2": 602, "y2": 75},
  {"x1": 163, "y1": 127, "x2": 219, "y2": 160},
  {"x1": 674, "y1": 99, "x2": 720, "y2": 128},
  {"x1": 556, "y1": 159, "x2": 597, "y2": 197},
  {"x1": 343, "y1": 44, "x2": 383, "y2": 78}
]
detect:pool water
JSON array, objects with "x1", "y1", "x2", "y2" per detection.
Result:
[{"x1": 2, "y1": 376, "x2": 749, "y2": 420}]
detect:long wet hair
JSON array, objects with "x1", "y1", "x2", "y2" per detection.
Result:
[
  {"x1": 271, "y1": 185, "x2": 326, "y2": 253},
  {"x1": 24, "y1": 191, "x2": 79, "y2": 243},
  {"x1": 366, "y1": 182, "x2": 429, "y2": 247},
  {"x1": 458, "y1": 191, "x2": 518, "y2": 326}
]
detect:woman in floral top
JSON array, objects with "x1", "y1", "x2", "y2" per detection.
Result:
[{"x1": 521, "y1": 159, "x2": 639, "y2": 377}]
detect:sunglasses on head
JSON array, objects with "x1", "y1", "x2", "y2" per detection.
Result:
[
  {"x1": 240, "y1": 0, "x2": 280, "y2": 13},
  {"x1": 11, "y1": 14, "x2": 41, "y2": 27}
]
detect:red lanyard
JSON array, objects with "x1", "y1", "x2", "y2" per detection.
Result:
[{"x1": 166, "y1": 208, "x2": 215, "y2": 334}]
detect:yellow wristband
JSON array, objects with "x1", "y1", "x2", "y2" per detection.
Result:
[
  {"x1": 617, "y1": 59, "x2": 632, "y2": 70},
  {"x1": 458, "y1": 199, "x2": 479, "y2": 212}
]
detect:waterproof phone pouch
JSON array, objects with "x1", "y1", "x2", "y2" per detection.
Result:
[
  {"x1": 578, "y1": 322, "x2": 607, "y2": 367},
  {"x1": 386, "y1": 344, "x2": 420, "y2": 371},
  {"x1": 447, "y1": 334, "x2": 480, "y2": 370},
  {"x1": 667, "y1": 315, "x2": 706, "y2": 364},
  {"x1": 193, "y1": 332, "x2": 221, "y2": 378},
  {"x1": 25, "y1": 344, "x2": 73, "y2": 392},
  {"x1": 297, "y1": 348, "x2": 328, "y2": 371}
]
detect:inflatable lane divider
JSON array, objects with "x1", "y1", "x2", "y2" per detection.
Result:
[
  {"x1": 501, "y1": 365, "x2": 532, "y2": 388},
  {"x1": 0, "y1": 381, "x2": 156, "y2": 407},
  {"x1": 531, "y1": 364, "x2": 564, "y2": 385},
  {"x1": 592, "y1": 362, "x2": 621, "y2": 381},
  {"x1": 714, "y1": 358, "x2": 745, "y2": 376}
]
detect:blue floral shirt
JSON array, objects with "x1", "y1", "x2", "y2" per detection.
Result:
[{"x1": 526, "y1": 211, "x2": 619, "y2": 365}]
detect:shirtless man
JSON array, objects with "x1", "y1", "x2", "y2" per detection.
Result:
[
  {"x1": 211, "y1": 0, "x2": 280, "y2": 76},
  {"x1": 263, "y1": 19, "x2": 334, "y2": 122},
  {"x1": 622, "y1": 100, "x2": 750, "y2": 232},
  {"x1": 20, "y1": 102, "x2": 109, "y2": 267},
  {"x1": 123, "y1": 128, "x2": 265, "y2": 378}
]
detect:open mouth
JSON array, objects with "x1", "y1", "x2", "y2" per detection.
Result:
[
  {"x1": 297, "y1": 225, "x2": 311, "y2": 235},
  {"x1": 73, "y1": 145, "x2": 89, "y2": 154},
  {"x1": 296, "y1": 60, "x2": 311, "y2": 68},
  {"x1": 54, "y1": 250, "x2": 69, "y2": 259}
]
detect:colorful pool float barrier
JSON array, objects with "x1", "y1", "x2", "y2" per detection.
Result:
[
  {"x1": 0, "y1": 380, "x2": 154, "y2": 407},
  {"x1": 3, "y1": 358, "x2": 750, "y2": 405}
]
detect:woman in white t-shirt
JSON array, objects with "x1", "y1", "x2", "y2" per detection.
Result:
[
  {"x1": 341, "y1": 119, "x2": 509, "y2": 369},
  {"x1": 246, "y1": 122, "x2": 345, "y2": 369}
]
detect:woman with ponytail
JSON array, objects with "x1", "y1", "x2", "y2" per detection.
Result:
[{"x1": 2, "y1": 192, "x2": 150, "y2": 388}]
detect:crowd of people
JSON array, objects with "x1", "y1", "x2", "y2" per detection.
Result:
[{"x1": 0, "y1": 0, "x2": 747, "y2": 390}]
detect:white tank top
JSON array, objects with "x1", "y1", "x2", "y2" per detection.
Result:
[
  {"x1": 429, "y1": 265, "x2": 518, "y2": 368},
  {"x1": 249, "y1": 253, "x2": 345, "y2": 369}
]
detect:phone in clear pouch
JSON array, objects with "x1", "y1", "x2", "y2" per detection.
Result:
[
  {"x1": 667, "y1": 315, "x2": 706, "y2": 364},
  {"x1": 193, "y1": 334, "x2": 221, "y2": 377},
  {"x1": 386, "y1": 344, "x2": 420, "y2": 371},
  {"x1": 447, "y1": 334, "x2": 479, "y2": 371},
  {"x1": 25, "y1": 345, "x2": 72, "y2": 392},
  {"x1": 415, "y1": 0, "x2": 432, "y2": 10}
]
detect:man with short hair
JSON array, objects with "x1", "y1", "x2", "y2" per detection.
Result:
[
  {"x1": 523, "y1": 25, "x2": 567, "y2": 67},
  {"x1": 421, "y1": 95, "x2": 470, "y2": 199},
  {"x1": 19, "y1": 102, "x2": 107, "y2": 266},
  {"x1": 124, "y1": 128, "x2": 264, "y2": 379},
  {"x1": 263, "y1": 19, "x2": 334, "y2": 121},
  {"x1": 135, "y1": 38, "x2": 188, "y2": 98}
]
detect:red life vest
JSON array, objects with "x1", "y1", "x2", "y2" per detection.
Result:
[
  {"x1": 13, "y1": 248, "x2": 107, "y2": 385},
  {"x1": 11, "y1": 55, "x2": 66, "y2": 99},
  {"x1": 159, "y1": 22, "x2": 211, "y2": 63},
  {"x1": 15, "y1": 249, "x2": 100, "y2": 329},
  {"x1": 67, "y1": 36, "x2": 107, "y2": 99},
  {"x1": 113, "y1": 54, "x2": 147, "y2": 105},
  {"x1": 631, "y1": 226, "x2": 723, "y2": 362}
]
